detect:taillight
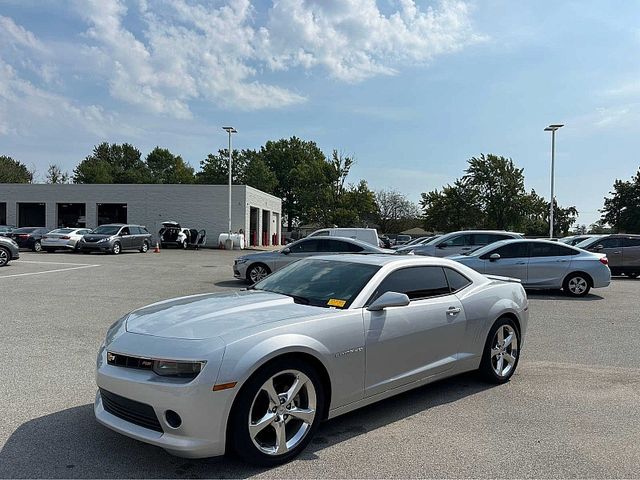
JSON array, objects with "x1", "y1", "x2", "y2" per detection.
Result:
[
  {"x1": 18, "y1": 234, "x2": 29, "y2": 238},
  {"x1": 599, "y1": 257, "x2": 608, "y2": 265},
  {"x1": 60, "y1": 236, "x2": 70, "y2": 239}
]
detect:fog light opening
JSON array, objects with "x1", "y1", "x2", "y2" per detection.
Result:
[{"x1": 165, "y1": 410, "x2": 182, "y2": 429}]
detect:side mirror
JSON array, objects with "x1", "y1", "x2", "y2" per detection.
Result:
[
  {"x1": 489, "y1": 253, "x2": 501, "y2": 261},
  {"x1": 367, "y1": 291, "x2": 410, "y2": 311},
  {"x1": 282, "y1": 247, "x2": 291, "y2": 255}
]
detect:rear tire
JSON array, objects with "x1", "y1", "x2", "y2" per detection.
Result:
[
  {"x1": 563, "y1": 272, "x2": 591, "y2": 297},
  {"x1": 33, "y1": 241, "x2": 42, "y2": 252},
  {"x1": 627, "y1": 272, "x2": 638, "y2": 279},
  {"x1": 140, "y1": 241, "x2": 149, "y2": 253},
  {"x1": 479, "y1": 317, "x2": 521, "y2": 384},
  {"x1": 228, "y1": 358, "x2": 325, "y2": 466},
  {"x1": 0, "y1": 246, "x2": 10, "y2": 267}
]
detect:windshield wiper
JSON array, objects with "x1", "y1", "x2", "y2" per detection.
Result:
[{"x1": 288, "y1": 294, "x2": 310, "y2": 305}]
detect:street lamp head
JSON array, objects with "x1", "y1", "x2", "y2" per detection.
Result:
[
  {"x1": 544, "y1": 124, "x2": 564, "y2": 131},
  {"x1": 222, "y1": 126, "x2": 237, "y2": 134}
]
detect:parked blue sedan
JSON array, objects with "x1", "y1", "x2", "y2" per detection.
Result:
[{"x1": 448, "y1": 239, "x2": 611, "y2": 297}]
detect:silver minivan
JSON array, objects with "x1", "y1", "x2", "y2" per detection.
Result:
[{"x1": 409, "y1": 230, "x2": 523, "y2": 257}]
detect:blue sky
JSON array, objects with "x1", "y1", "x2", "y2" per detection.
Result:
[{"x1": 1, "y1": 0, "x2": 639, "y2": 226}]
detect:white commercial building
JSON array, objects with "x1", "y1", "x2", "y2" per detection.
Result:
[{"x1": 0, "y1": 184, "x2": 282, "y2": 247}]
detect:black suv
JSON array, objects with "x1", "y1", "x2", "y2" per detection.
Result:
[{"x1": 78, "y1": 224, "x2": 152, "y2": 254}]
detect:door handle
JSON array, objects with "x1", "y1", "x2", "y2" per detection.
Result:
[
  {"x1": 515, "y1": 262, "x2": 526, "y2": 265},
  {"x1": 447, "y1": 306, "x2": 461, "y2": 315},
  {"x1": 555, "y1": 259, "x2": 568, "y2": 262},
  {"x1": 613, "y1": 251, "x2": 621, "y2": 254}
]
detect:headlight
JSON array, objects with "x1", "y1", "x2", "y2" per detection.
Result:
[
  {"x1": 97, "y1": 237, "x2": 111, "y2": 243},
  {"x1": 152, "y1": 360, "x2": 205, "y2": 378},
  {"x1": 235, "y1": 258, "x2": 248, "y2": 264},
  {"x1": 104, "y1": 315, "x2": 127, "y2": 346}
]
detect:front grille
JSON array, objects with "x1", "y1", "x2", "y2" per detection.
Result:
[
  {"x1": 107, "y1": 352, "x2": 153, "y2": 371},
  {"x1": 99, "y1": 388, "x2": 163, "y2": 432}
]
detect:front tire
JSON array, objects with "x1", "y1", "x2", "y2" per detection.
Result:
[
  {"x1": 228, "y1": 359, "x2": 325, "y2": 466},
  {"x1": 33, "y1": 240, "x2": 42, "y2": 252},
  {"x1": 0, "y1": 246, "x2": 9, "y2": 267},
  {"x1": 112, "y1": 241, "x2": 121, "y2": 255},
  {"x1": 479, "y1": 317, "x2": 521, "y2": 384},
  {"x1": 563, "y1": 272, "x2": 591, "y2": 297},
  {"x1": 247, "y1": 264, "x2": 271, "y2": 284}
]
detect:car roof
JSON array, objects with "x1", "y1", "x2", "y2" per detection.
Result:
[
  {"x1": 310, "y1": 253, "x2": 461, "y2": 267},
  {"x1": 296, "y1": 235, "x2": 385, "y2": 250}
]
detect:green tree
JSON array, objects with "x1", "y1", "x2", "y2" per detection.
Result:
[
  {"x1": 463, "y1": 154, "x2": 527, "y2": 230},
  {"x1": 45, "y1": 164, "x2": 70, "y2": 184},
  {"x1": 145, "y1": 147, "x2": 195, "y2": 184},
  {"x1": 73, "y1": 143, "x2": 151, "y2": 184},
  {"x1": 601, "y1": 169, "x2": 640, "y2": 233},
  {"x1": 243, "y1": 157, "x2": 278, "y2": 193},
  {"x1": 197, "y1": 149, "x2": 251, "y2": 185},
  {"x1": 421, "y1": 180, "x2": 483, "y2": 231},
  {"x1": 0, "y1": 155, "x2": 33, "y2": 183},
  {"x1": 376, "y1": 188, "x2": 422, "y2": 233}
]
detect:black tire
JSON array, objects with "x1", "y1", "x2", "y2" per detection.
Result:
[
  {"x1": 627, "y1": 272, "x2": 638, "y2": 279},
  {"x1": 479, "y1": 317, "x2": 521, "y2": 384},
  {"x1": 112, "y1": 241, "x2": 121, "y2": 255},
  {"x1": 246, "y1": 264, "x2": 271, "y2": 284},
  {"x1": 140, "y1": 241, "x2": 149, "y2": 253},
  {"x1": 228, "y1": 358, "x2": 325, "y2": 466},
  {"x1": 33, "y1": 240, "x2": 42, "y2": 252},
  {"x1": 0, "y1": 246, "x2": 10, "y2": 267},
  {"x1": 182, "y1": 240, "x2": 188, "y2": 249},
  {"x1": 563, "y1": 272, "x2": 591, "y2": 297}
]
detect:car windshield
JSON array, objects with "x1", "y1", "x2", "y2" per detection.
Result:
[
  {"x1": 253, "y1": 258, "x2": 380, "y2": 309},
  {"x1": 50, "y1": 228, "x2": 74, "y2": 234},
  {"x1": 575, "y1": 235, "x2": 605, "y2": 249},
  {"x1": 92, "y1": 225, "x2": 121, "y2": 235},
  {"x1": 13, "y1": 227, "x2": 38, "y2": 233}
]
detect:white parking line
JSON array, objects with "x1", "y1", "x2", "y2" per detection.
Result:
[
  {"x1": 17, "y1": 260, "x2": 97, "y2": 266},
  {"x1": 0, "y1": 264, "x2": 100, "y2": 279}
]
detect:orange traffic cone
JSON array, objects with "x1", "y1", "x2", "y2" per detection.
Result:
[{"x1": 154, "y1": 242, "x2": 160, "y2": 253}]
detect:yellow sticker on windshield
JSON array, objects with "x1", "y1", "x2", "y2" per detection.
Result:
[{"x1": 327, "y1": 298, "x2": 346, "y2": 308}]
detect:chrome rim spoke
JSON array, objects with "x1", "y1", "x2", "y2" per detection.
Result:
[
  {"x1": 249, "y1": 412, "x2": 276, "y2": 438},
  {"x1": 273, "y1": 420, "x2": 288, "y2": 454},
  {"x1": 491, "y1": 325, "x2": 518, "y2": 377},
  {"x1": 285, "y1": 373, "x2": 308, "y2": 403},
  {"x1": 262, "y1": 379, "x2": 280, "y2": 407},
  {"x1": 288, "y1": 406, "x2": 315, "y2": 424}
]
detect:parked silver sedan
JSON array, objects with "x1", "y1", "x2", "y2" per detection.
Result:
[
  {"x1": 409, "y1": 230, "x2": 522, "y2": 257},
  {"x1": 95, "y1": 254, "x2": 528, "y2": 465},
  {"x1": 234, "y1": 236, "x2": 392, "y2": 283},
  {"x1": 449, "y1": 239, "x2": 611, "y2": 297},
  {"x1": 42, "y1": 228, "x2": 93, "y2": 252}
]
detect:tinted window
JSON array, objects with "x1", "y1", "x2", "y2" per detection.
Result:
[
  {"x1": 140, "y1": 227, "x2": 150, "y2": 234},
  {"x1": 623, "y1": 237, "x2": 640, "y2": 247},
  {"x1": 13, "y1": 228, "x2": 38, "y2": 233},
  {"x1": 444, "y1": 268, "x2": 471, "y2": 292},
  {"x1": 51, "y1": 228, "x2": 74, "y2": 234},
  {"x1": 481, "y1": 242, "x2": 529, "y2": 259},
  {"x1": 441, "y1": 234, "x2": 468, "y2": 247},
  {"x1": 93, "y1": 225, "x2": 121, "y2": 235},
  {"x1": 289, "y1": 239, "x2": 320, "y2": 253},
  {"x1": 120, "y1": 227, "x2": 130, "y2": 235},
  {"x1": 595, "y1": 238, "x2": 621, "y2": 249},
  {"x1": 371, "y1": 266, "x2": 450, "y2": 301},
  {"x1": 129, "y1": 226, "x2": 141, "y2": 234},
  {"x1": 530, "y1": 243, "x2": 578, "y2": 257},
  {"x1": 254, "y1": 259, "x2": 380, "y2": 309},
  {"x1": 324, "y1": 239, "x2": 364, "y2": 252}
]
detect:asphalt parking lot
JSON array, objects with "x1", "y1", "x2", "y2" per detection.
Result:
[{"x1": 1, "y1": 249, "x2": 639, "y2": 478}]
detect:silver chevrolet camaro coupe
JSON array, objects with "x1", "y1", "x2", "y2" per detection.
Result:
[{"x1": 95, "y1": 254, "x2": 529, "y2": 466}]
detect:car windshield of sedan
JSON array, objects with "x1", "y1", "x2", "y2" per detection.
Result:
[
  {"x1": 92, "y1": 225, "x2": 121, "y2": 235},
  {"x1": 253, "y1": 258, "x2": 380, "y2": 309}
]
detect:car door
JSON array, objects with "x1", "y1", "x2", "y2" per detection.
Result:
[
  {"x1": 273, "y1": 238, "x2": 321, "y2": 270},
  {"x1": 363, "y1": 266, "x2": 466, "y2": 397},
  {"x1": 434, "y1": 233, "x2": 473, "y2": 257},
  {"x1": 118, "y1": 226, "x2": 133, "y2": 249},
  {"x1": 479, "y1": 242, "x2": 529, "y2": 282},
  {"x1": 622, "y1": 237, "x2": 640, "y2": 274},
  {"x1": 527, "y1": 242, "x2": 577, "y2": 288},
  {"x1": 589, "y1": 237, "x2": 623, "y2": 271}
]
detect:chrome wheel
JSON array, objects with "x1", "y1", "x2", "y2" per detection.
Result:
[
  {"x1": 249, "y1": 265, "x2": 269, "y2": 283},
  {"x1": 567, "y1": 276, "x2": 588, "y2": 295},
  {"x1": 0, "y1": 248, "x2": 8, "y2": 266},
  {"x1": 141, "y1": 242, "x2": 149, "y2": 253},
  {"x1": 33, "y1": 241, "x2": 42, "y2": 252},
  {"x1": 248, "y1": 370, "x2": 317, "y2": 456},
  {"x1": 112, "y1": 242, "x2": 121, "y2": 255},
  {"x1": 490, "y1": 324, "x2": 518, "y2": 378}
]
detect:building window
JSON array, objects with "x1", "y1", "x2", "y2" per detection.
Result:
[
  {"x1": 17, "y1": 202, "x2": 46, "y2": 227},
  {"x1": 57, "y1": 203, "x2": 86, "y2": 228},
  {"x1": 97, "y1": 203, "x2": 127, "y2": 225}
]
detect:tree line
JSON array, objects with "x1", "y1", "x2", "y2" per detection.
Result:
[{"x1": 2, "y1": 145, "x2": 638, "y2": 235}]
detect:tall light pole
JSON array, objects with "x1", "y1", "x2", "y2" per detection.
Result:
[
  {"x1": 222, "y1": 126, "x2": 237, "y2": 236},
  {"x1": 544, "y1": 124, "x2": 564, "y2": 239}
]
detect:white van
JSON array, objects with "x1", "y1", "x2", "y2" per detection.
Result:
[{"x1": 308, "y1": 228, "x2": 379, "y2": 246}]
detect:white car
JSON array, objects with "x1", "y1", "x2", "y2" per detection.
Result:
[
  {"x1": 42, "y1": 228, "x2": 93, "y2": 252},
  {"x1": 307, "y1": 228, "x2": 379, "y2": 246}
]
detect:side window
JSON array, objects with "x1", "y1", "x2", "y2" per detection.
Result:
[
  {"x1": 481, "y1": 242, "x2": 529, "y2": 259},
  {"x1": 324, "y1": 239, "x2": 363, "y2": 252},
  {"x1": 471, "y1": 233, "x2": 491, "y2": 246},
  {"x1": 441, "y1": 234, "x2": 467, "y2": 247},
  {"x1": 491, "y1": 234, "x2": 515, "y2": 242},
  {"x1": 140, "y1": 227, "x2": 150, "y2": 234},
  {"x1": 130, "y1": 226, "x2": 141, "y2": 234},
  {"x1": 290, "y1": 239, "x2": 319, "y2": 253},
  {"x1": 530, "y1": 243, "x2": 578, "y2": 257},
  {"x1": 599, "y1": 238, "x2": 621, "y2": 249},
  {"x1": 623, "y1": 237, "x2": 640, "y2": 247},
  {"x1": 371, "y1": 266, "x2": 450, "y2": 302},
  {"x1": 444, "y1": 268, "x2": 471, "y2": 292},
  {"x1": 120, "y1": 227, "x2": 130, "y2": 236}
]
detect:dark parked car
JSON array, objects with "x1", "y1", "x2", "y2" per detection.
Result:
[
  {"x1": 9, "y1": 227, "x2": 50, "y2": 252},
  {"x1": 576, "y1": 234, "x2": 640, "y2": 278},
  {"x1": 78, "y1": 224, "x2": 152, "y2": 255},
  {"x1": 0, "y1": 236, "x2": 20, "y2": 266}
]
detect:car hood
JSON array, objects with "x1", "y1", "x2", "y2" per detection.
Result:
[
  {"x1": 125, "y1": 290, "x2": 325, "y2": 340},
  {"x1": 237, "y1": 251, "x2": 281, "y2": 262}
]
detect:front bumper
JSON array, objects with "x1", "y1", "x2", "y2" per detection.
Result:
[
  {"x1": 80, "y1": 242, "x2": 112, "y2": 251},
  {"x1": 94, "y1": 336, "x2": 232, "y2": 458},
  {"x1": 233, "y1": 262, "x2": 247, "y2": 279}
]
